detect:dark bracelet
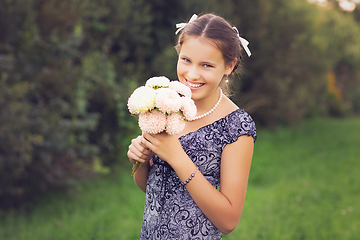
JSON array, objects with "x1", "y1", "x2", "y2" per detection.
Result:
[{"x1": 182, "y1": 167, "x2": 199, "y2": 186}]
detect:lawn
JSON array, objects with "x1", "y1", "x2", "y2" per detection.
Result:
[{"x1": 1, "y1": 117, "x2": 359, "y2": 240}]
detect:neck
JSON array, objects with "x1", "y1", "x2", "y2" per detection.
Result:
[{"x1": 192, "y1": 88, "x2": 222, "y2": 120}]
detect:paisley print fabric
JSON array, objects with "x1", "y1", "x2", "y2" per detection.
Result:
[{"x1": 139, "y1": 109, "x2": 257, "y2": 239}]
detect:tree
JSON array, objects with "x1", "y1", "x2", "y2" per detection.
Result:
[{"x1": 1, "y1": 0, "x2": 360, "y2": 208}]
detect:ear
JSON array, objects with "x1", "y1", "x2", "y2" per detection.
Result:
[{"x1": 226, "y1": 59, "x2": 237, "y2": 75}]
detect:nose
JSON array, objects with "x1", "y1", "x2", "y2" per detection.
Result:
[{"x1": 187, "y1": 66, "x2": 200, "y2": 81}]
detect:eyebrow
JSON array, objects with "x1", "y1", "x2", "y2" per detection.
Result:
[
  {"x1": 180, "y1": 54, "x2": 216, "y2": 66},
  {"x1": 179, "y1": 53, "x2": 189, "y2": 58}
]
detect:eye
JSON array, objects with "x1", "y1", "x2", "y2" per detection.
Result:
[
  {"x1": 204, "y1": 64, "x2": 213, "y2": 68},
  {"x1": 182, "y1": 58, "x2": 191, "y2": 63}
]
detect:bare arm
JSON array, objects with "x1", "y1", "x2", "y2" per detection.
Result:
[{"x1": 141, "y1": 133, "x2": 254, "y2": 234}]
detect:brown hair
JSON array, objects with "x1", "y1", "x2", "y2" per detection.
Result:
[
  {"x1": 175, "y1": 14, "x2": 244, "y2": 95},
  {"x1": 175, "y1": 14, "x2": 243, "y2": 74}
]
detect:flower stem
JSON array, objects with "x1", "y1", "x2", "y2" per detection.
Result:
[{"x1": 131, "y1": 161, "x2": 142, "y2": 176}]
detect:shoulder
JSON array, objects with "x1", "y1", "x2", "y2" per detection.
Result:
[
  {"x1": 213, "y1": 109, "x2": 257, "y2": 144},
  {"x1": 213, "y1": 96, "x2": 257, "y2": 143},
  {"x1": 219, "y1": 108, "x2": 257, "y2": 143}
]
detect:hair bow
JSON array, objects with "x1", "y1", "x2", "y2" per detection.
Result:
[
  {"x1": 175, "y1": 14, "x2": 198, "y2": 35},
  {"x1": 233, "y1": 27, "x2": 251, "y2": 57}
]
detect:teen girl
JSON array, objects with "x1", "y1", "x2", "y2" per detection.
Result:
[{"x1": 127, "y1": 13, "x2": 257, "y2": 239}]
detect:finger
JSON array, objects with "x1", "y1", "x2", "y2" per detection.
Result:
[
  {"x1": 139, "y1": 139, "x2": 150, "y2": 150},
  {"x1": 142, "y1": 133, "x2": 160, "y2": 146},
  {"x1": 130, "y1": 143, "x2": 151, "y2": 159},
  {"x1": 129, "y1": 135, "x2": 155, "y2": 161},
  {"x1": 142, "y1": 132, "x2": 156, "y2": 142},
  {"x1": 131, "y1": 136, "x2": 150, "y2": 153},
  {"x1": 136, "y1": 135, "x2": 154, "y2": 157},
  {"x1": 127, "y1": 146, "x2": 143, "y2": 163},
  {"x1": 141, "y1": 135, "x2": 154, "y2": 150},
  {"x1": 128, "y1": 144, "x2": 147, "y2": 162}
]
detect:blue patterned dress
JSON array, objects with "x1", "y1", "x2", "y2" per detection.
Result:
[{"x1": 139, "y1": 109, "x2": 257, "y2": 239}]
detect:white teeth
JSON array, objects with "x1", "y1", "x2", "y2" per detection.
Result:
[{"x1": 188, "y1": 82, "x2": 203, "y2": 88}]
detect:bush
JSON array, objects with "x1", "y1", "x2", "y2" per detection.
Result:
[
  {"x1": 1, "y1": 0, "x2": 360, "y2": 208},
  {"x1": 0, "y1": 0, "x2": 104, "y2": 208}
]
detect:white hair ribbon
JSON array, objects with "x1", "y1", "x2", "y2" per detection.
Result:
[
  {"x1": 233, "y1": 27, "x2": 251, "y2": 57},
  {"x1": 175, "y1": 14, "x2": 198, "y2": 35}
]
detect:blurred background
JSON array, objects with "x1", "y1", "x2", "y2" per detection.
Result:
[{"x1": 0, "y1": 0, "x2": 359, "y2": 239}]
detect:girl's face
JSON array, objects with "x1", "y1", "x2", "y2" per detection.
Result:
[{"x1": 177, "y1": 36, "x2": 233, "y2": 103}]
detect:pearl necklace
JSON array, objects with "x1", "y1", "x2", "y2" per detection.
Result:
[{"x1": 189, "y1": 88, "x2": 223, "y2": 121}]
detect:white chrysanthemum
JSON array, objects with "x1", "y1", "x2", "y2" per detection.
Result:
[
  {"x1": 169, "y1": 81, "x2": 192, "y2": 98},
  {"x1": 127, "y1": 86, "x2": 156, "y2": 114},
  {"x1": 145, "y1": 76, "x2": 170, "y2": 89},
  {"x1": 155, "y1": 88, "x2": 182, "y2": 114}
]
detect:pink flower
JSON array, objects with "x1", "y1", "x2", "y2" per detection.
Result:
[
  {"x1": 145, "y1": 76, "x2": 170, "y2": 89},
  {"x1": 128, "y1": 76, "x2": 199, "y2": 136},
  {"x1": 155, "y1": 88, "x2": 182, "y2": 114},
  {"x1": 138, "y1": 109, "x2": 167, "y2": 134},
  {"x1": 180, "y1": 97, "x2": 197, "y2": 120},
  {"x1": 166, "y1": 113, "x2": 186, "y2": 135},
  {"x1": 169, "y1": 81, "x2": 192, "y2": 98}
]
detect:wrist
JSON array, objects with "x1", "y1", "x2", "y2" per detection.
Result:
[
  {"x1": 169, "y1": 153, "x2": 198, "y2": 183},
  {"x1": 181, "y1": 166, "x2": 199, "y2": 186},
  {"x1": 168, "y1": 151, "x2": 191, "y2": 170}
]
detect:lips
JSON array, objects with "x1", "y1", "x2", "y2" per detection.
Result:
[{"x1": 185, "y1": 79, "x2": 205, "y2": 89}]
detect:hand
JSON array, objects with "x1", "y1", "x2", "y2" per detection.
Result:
[
  {"x1": 142, "y1": 132, "x2": 186, "y2": 167},
  {"x1": 127, "y1": 135, "x2": 153, "y2": 165}
]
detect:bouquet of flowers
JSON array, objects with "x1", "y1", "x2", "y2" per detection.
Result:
[{"x1": 127, "y1": 76, "x2": 197, "y2": 175}]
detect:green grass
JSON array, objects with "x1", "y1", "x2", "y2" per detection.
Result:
[
  {"x1": 0, "y1": 166, "x2": 145, "y2": 240},
  {"x1": 226, "y1": 117, "x2": 360, "y2": 240},
  {"x1": 1, "y1": 117, "x2": 359, "y2": 240}
]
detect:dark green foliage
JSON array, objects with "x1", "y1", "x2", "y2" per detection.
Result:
[
  {"x1": 0, "y1": 0, "x2": 100, "y2": 207},
  {"x1": 0, "y1": 0, "x2": 360, "y2": 207},
  {"x1": 220, "y1": 0, "x2": 360, "y2": 124}
]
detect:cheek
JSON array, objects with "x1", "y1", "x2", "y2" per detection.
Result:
[
  {"x1": 176, "y1": 64, "x2": 181, "y2": 80},
  {"x1": 176, "y1": 59, "x2": 181, "y2": 71},
  {"x1": 176, "y1": 61, "x2": 184, "y2": 78}
]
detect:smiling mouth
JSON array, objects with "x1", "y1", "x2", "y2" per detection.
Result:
[{"x1": 186, "y1": 80, "x2": 205, "y2": 88}]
